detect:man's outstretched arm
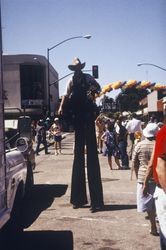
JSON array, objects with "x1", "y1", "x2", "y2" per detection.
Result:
[{"x1": 58, "y1": 95, "x2": 66, "y2": 115}]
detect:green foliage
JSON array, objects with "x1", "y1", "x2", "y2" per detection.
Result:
[{"x1": 116, "y1": 88, "x2": 149, "y2": 112}]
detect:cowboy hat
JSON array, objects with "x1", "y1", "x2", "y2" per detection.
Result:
[
  {"x1": 68, "y1": 57, "x2": 85, "y2": 71},
  {"x1": 143, "y1": 123, "x2": 159, "y2": 138}
]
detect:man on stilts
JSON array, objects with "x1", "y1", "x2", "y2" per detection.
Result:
[{"x1": 58, "y1": 58, "x2": 104, "y2": 212}]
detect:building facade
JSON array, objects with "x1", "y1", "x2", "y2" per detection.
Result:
[
  {"x1": 139, "y1": 90, "x2": 166, "y2": 122},
  {"x1": 3, "y1": 54, "x2": 59, "y2": 119}
]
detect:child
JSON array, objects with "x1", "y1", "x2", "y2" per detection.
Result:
[
  {"x1": 134, "y1": 131, "x2": 142, "y2": 145},
  {"x1": 50, "y1": 118, "x2": 62, "y2": 155}
]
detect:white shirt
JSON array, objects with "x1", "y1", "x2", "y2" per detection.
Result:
[
  {"x1": 126, "y1": 118, "x2": 142, "y2": 133},
  {"x1": 64, "y1": 73, "x2": 101, "y2": 97}
]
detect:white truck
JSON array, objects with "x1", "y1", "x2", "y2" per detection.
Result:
[
  {"x1": 0, "y1": 135, "x2": 35, "y2": 233},
  {"x1": 0, "y1": 11, "x2": 35, "y2": 233}
]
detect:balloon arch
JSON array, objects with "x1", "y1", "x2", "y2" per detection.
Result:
[{"x1": 98, "y1": 80, "x2": 166, "y2": 97}]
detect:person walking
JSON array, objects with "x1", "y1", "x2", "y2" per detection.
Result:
[
  {"x1": 143, "y1": 123, "x2": 166, "y2": 249},
  {"x1": 58, "y1": 58, "x2": 104, "y2": 212},
  {"x1": 95, "y1": 114, "x2": 105, "y2": 153},
  {"x1": 126, "y1": 113, "x2": 142, "y2": 159},
  {"x1": 35, "y1": 119, "x2": 49, "y2": 155},
  {"x1": 116, "y1": 117, "x2": 129, "y2": 169},
  {"x1": 132, "y1": 123, "x2": 159, "y2": 237},
  {"x1": 101, "y1": 122, "x2": 121, "y2": 170}
]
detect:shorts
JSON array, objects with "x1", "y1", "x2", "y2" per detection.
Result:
[
  {"x1": 105, "y1": 145, "x2": 114, "y2": 157},
  {"x1": 137, "y1": 182, "x2": 156, "y2": 212},
  {"x1": 154, "y1": 186, "x2": 166, "y2": 238},
  {"x1": 54, "y1": 135, "x2": 62, "y2": 142}
]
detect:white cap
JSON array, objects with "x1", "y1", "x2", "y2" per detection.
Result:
[
  {"x1": 143, "y1": 123, "x2": 159, "y2": 138},
  {"x1": 54, "y1": 117, "x2": 59, "y2": 121}
]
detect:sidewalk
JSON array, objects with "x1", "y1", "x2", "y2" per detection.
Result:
[{"x1": 25, "y1": 133, "x2": 160, "y2": 250}]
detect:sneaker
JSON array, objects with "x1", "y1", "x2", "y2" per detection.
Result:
[{"x1": 150, "y1": 231, "x2": 159, "y2": 236}]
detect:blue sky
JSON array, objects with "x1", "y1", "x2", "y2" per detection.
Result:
[{"x1": 1, "y1": 0, "x2": 166, "y2": 98}]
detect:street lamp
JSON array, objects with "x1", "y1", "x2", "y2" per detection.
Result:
[
  {"x1": 137, "y1": 63, "x2": 166, "y2": 71},
  {"x1": 47, "y1": 34, "x2": 91, "y2": 114}
]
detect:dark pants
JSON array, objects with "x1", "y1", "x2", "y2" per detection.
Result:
[
  {"x1": 129, "y1": 133, "x2": 135, "y2": 159},
  {"x1": 118, "y1": 141, "x2": 129, "y2": 168},
  {"x1": 70, "y1": 112, "x2": 104, "y2": 208},
  {"x1": 36, "y1": 136, "x2": 48, "y2": 154}
]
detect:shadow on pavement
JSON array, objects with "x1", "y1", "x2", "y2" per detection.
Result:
[
  {"x1": 22, "y1": 184, "x2": 68, "y2": 228},
  {"x1": 33, "y1": 171, "x2": 43, "y2": 174},
  {"x1": 101, "y1": 178, "x2": 119, "y2": 182},
  {"x1": 103, "y1": 204, "x2": 137, "y2": 211},
  {"x1": 61, "y1": 153, "x2": 74, "y2": 155},
  {"x1": 2, "y1": 230, "x2": 73, "y2": 250}
]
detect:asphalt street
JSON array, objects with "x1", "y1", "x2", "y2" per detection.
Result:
[{"x1": 11, "y1": 133, "x2": 161, "y2": 250}]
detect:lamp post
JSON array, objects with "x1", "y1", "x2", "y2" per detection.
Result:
[
  {"x1": 47, "y1": 34, "x2": 91, "y2": 114},
  {"x1": 137, "y1": 63, "x2": 166, "y2": 71},
  {"x1": 50, "y1": 70, "x2": 92, "y2": 87}
]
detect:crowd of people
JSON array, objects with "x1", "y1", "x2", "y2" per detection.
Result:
[
  {"x1": 95, "y1": 112, "x2": 166, "y2": 248},
  {"x1": 29, "y1": 56, "x2": 165, "y2": 249},
  {"x1": 31, "y1": 111, "x2": 166, "y2": 248},
  {"x1": 95, "y1": 113, "x2": 141, "y2": 169},
  {"x1": 95, "y1": 112, "x2": 164, "y2": 170}
]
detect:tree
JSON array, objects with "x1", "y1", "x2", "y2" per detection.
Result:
[
  {"x1": 115, "y1": 88, "x2": 149, "y2": 112},
  {"x1": 101, "y1": 96, "x2": 114, "y2": 112}
]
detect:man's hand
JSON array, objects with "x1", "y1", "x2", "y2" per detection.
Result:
[
  {"x1": 58, "y1": 106, "x2": 63, "y2": 115},
  {"x1": 142, "y1": 183, "x2": 148, "y2": 196}
]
